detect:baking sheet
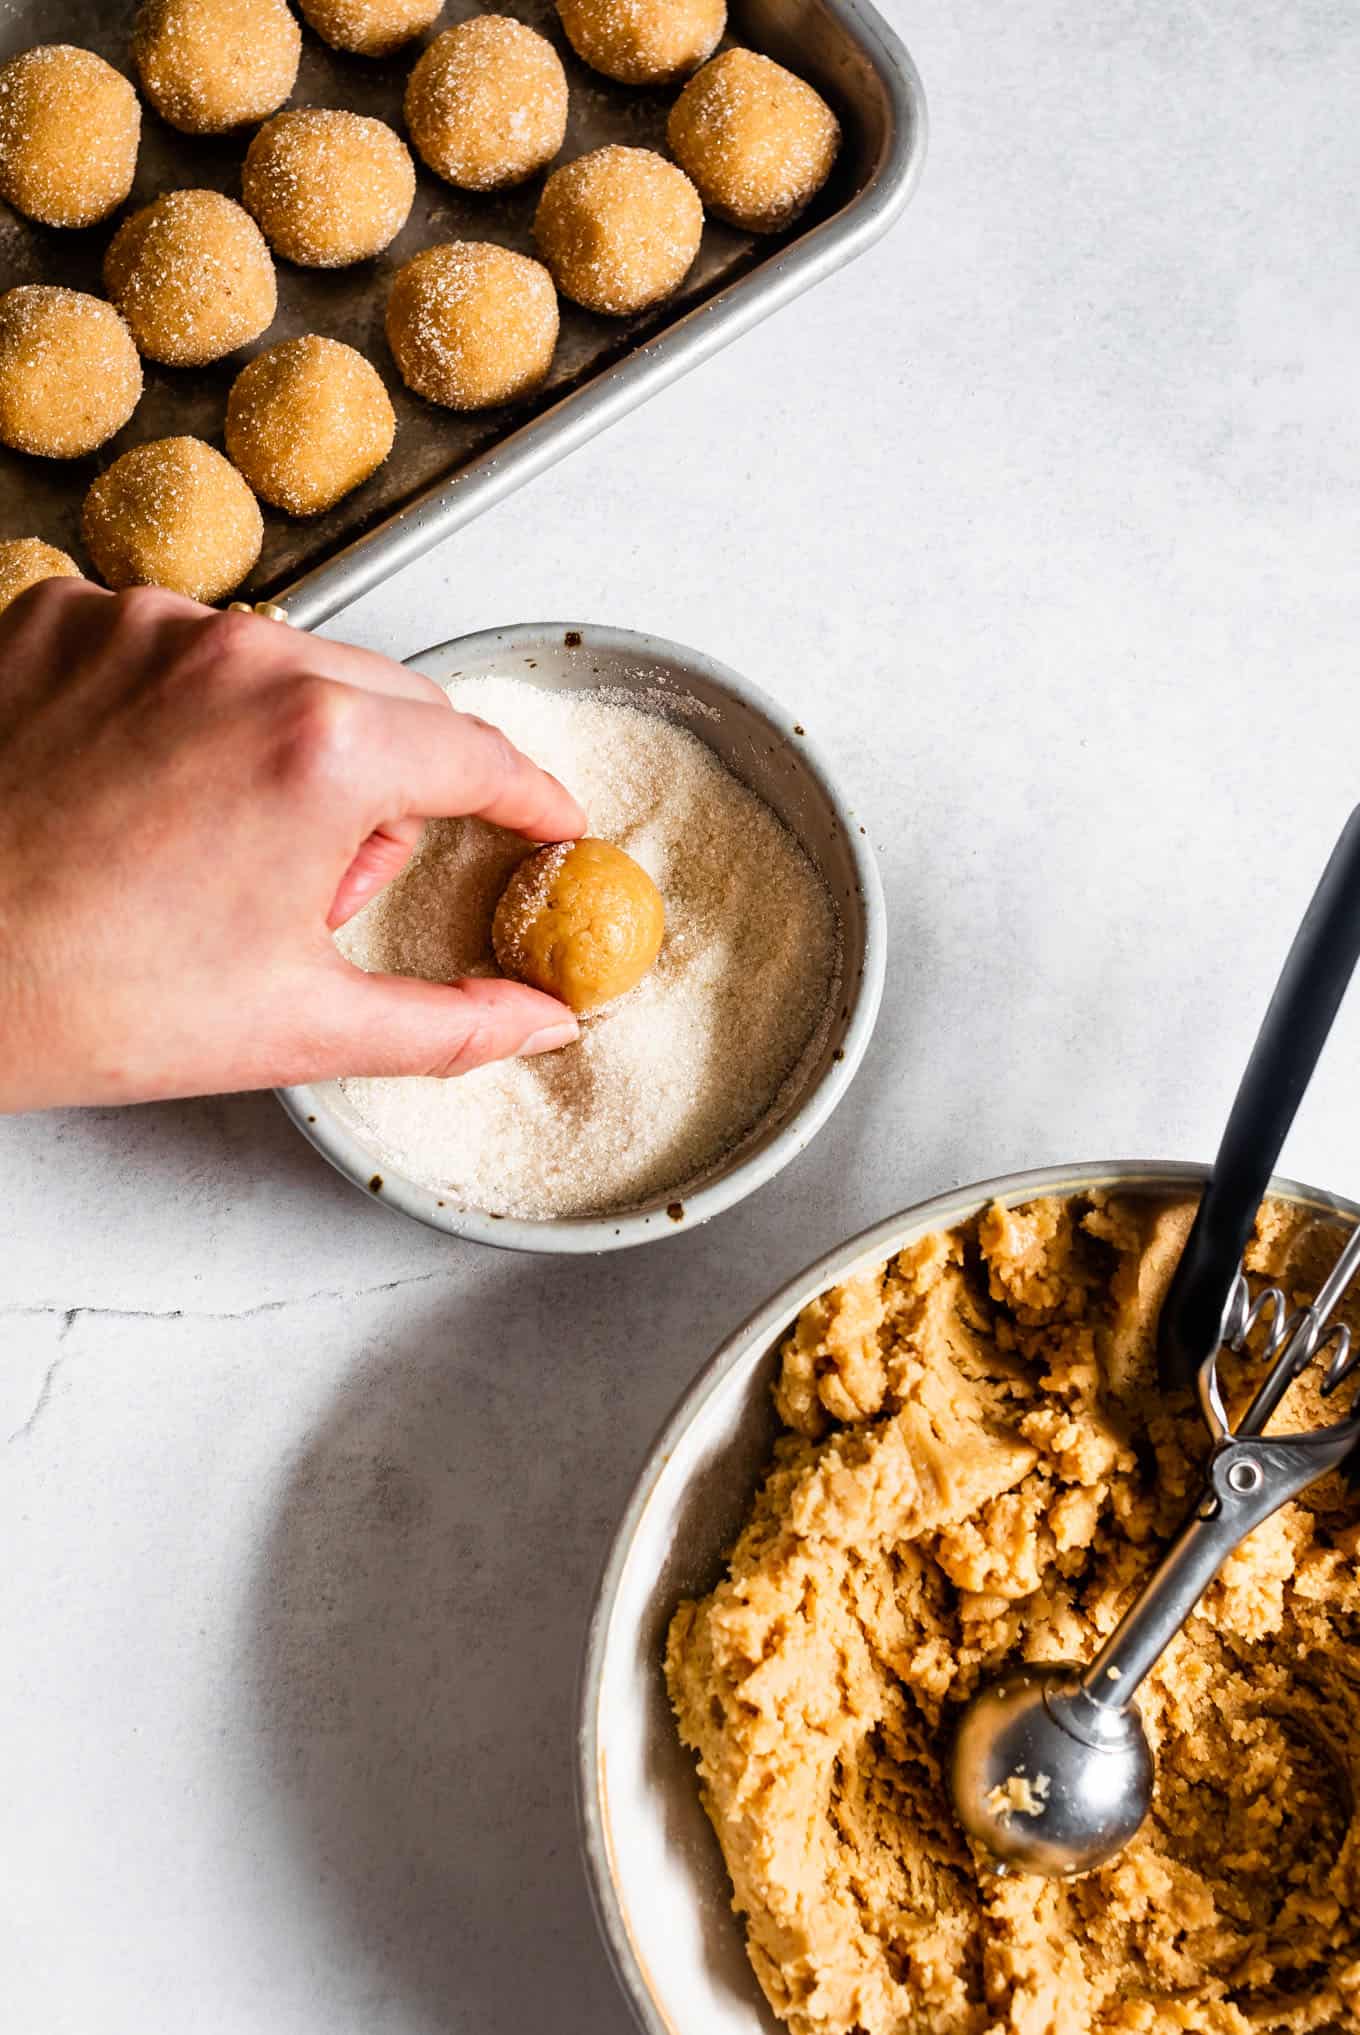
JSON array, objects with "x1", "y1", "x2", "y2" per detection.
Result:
[{"x1": 0, "y1": 0, "x2": 924, "y2": 622}]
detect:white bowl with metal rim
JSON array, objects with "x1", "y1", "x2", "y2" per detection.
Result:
[
  {"x1": 278, "y1": 623, "x2": 885, "y2": 1254},
  {"x1": 576, "y1": 1158, "x2": 1360, "y2": 2032}
]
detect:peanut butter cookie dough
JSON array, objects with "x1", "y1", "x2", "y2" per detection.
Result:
[
  {"x1": 0, "y1": 286, "x2": 141, "y2": 458},
  {"x1": 667, "y1": 48, "x2": 840, "y2": 235},
  {"x1": 133, "y1": 0, "x2": 301, "y2": 135},
  {"x1": 297, "y1": 0, "x2": 440, "y2": 58},
  {"x1": 242, "y1": 110, "x2": 415, "y2": 267},
  {"x1": 385, "y1": 241, "x2": 558, "y2": 409},
  {"x1": 493, "y1": 836, "x2": 664, "y2": 1013},
  {"x1": 226, "y1": 333, "x2": 395, "y2": 514},
  {"x1": 104, "y1": 189, "x2": 277, "y2": 366},
  {"x1": 0, "y1": 538, "x2": 81, "y2": 615},
  {"x1": 0, "y1": 45, "x2": 140, "y2": 229},
  {"x1": 667, "y1": 1191, "x2": 1360, "y2": 2035},
  {"x1": 83, "y1": 435, "x2": 263, "y2": 600},
  {"x1": 534, "y1": 145, "x2": 702, "y2": 316},
  {"x1": 405, "y1": 17, "x2": 567, "y2": 193}
]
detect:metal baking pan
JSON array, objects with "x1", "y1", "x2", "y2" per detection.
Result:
[{"x1": 0, "y1": 0, "x2": 925, "y2": 627}]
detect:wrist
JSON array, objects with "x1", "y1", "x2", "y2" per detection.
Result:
[{"x1": 0, "y1": 878, "x2": 71, "y2": 1114}]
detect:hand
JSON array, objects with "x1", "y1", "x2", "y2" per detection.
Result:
[{"x1": 0, "y1": 581, "x2": 586, "y2": 1111}]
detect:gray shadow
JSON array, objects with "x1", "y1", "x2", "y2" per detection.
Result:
[
  {"x1": 243, "y1": 1252, "x2": 735, "y2": 2035},
  {"x1": 29, "y1": 1088, "x2": 363, "y2": 1211}
]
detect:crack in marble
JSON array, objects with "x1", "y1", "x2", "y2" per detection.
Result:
[
  {"x1": 6, "y1": 1309, "x2": 78, "y2": 1445},
  {"x1": 2, "y1": 1272, "x2": 448, "y2": 1444}
]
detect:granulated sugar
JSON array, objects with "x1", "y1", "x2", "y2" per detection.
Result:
[{"x1": 336, "y1": 676, "x2": 842, "y2": 1220}]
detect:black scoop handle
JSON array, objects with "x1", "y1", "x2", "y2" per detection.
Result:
[{"x1": 1158, "y1": 806, "x2": 1360, "y2": 1391}]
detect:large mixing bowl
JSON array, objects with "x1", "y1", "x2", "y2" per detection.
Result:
[
  {"x1": 578, "y1": 1158, "x2": 1360, "y2": 2034},
  {"x1": 279, "y1": 623, "x2": 885, "y2": 1253}
]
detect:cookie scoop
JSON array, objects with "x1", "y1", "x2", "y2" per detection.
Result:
[{"x1": 951, "y1": 807, "x2": 1360, "y2": 1878}]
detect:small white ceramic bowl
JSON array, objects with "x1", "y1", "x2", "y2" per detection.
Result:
[
  {"x1": 577, "y1": 1158, "x2": 1360, "y2": 2034},
  {"x1": 279, "y1": 623, "x2": 885, "y2": 1253}
]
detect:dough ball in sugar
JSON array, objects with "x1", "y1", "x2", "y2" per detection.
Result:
[
  {"x1": 385, "y1": 241, "x2": 558, "y2": 410},
  {"x1": 82, "y1": 435, "x2": 263, "y2": 602},
  {"x1": 0, "y1": 286, "x2": 142, "y2": 458},
  {"x1": 0, "y1": 44, "x2": 140, "y2": 229},
  {"x1": 493, "y1": 836, "x2": 666, "y2": 1014},
  {"x1": 534, "y1": 145, "x2": 701, "y2": 316},
  {"x1": 226, "y1": 334, "x2": 396, "y2": 515},
  {"x1": 297, "y1": 0, "x2": 441, "y2": 57},
  {"x1": 0, "y1": 538, "x2": 82, "y2": 616},
  {"x1": 243, "y1": 109, "x2": 416, "y2": 267},
  {"x1": 405, "y1": 17, "x2": 568, "y2": 193},
  {"x1": 133, "y1": 0, "x2": 301, "y2": 135},
  {"x1": 104, "y1": 189, "x2": 277, "y2": 366},
  {"x1": 667, "y1": 48, "x2": 840, "y2": 233},
  {"x1": 556, "y1": 0, "x2": 723, "y2": 86}
]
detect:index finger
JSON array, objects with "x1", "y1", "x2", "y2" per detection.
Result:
[
  {"x1": 265, "y1": 614, "x2": 454, "y2": 709},
  {"x1": 358, "y1": 694, "x2": 588, "y2": 842}
]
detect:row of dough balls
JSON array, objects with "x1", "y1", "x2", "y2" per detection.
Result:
[
  {"x1": 0, "y1": 159, "x2": 686, "y2": 479},
  {"x1": 0, "y1": 0, "x2": 766, "y2": 174},
  {"x1": 0, "y1": 25, "x2": 840, "y2": 249},
  {"x1": 0, "y1": 11, "x2": 839, "y2": 608},
  {"x1": 0, "y1": 382, "x2": 377, "y2": 615},
  {"x1": 0, "y1": 32, "x2": 839, "y2": 441},
  {"x1": 0, "y1": 441, "x2": 260, "y2": 614}
]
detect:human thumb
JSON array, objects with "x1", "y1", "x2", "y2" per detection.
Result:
[{"x1": 318, "y1": 966, "x2": 579, "y2": 1079}]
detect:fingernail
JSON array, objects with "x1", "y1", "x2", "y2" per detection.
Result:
[{"x1": 517, "y1": 1020, "x2": 579, "y2": 1058}]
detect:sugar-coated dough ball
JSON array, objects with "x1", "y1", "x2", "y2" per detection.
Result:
[
  {"x1": 667, "y1": 48, "x2": 840, "y2": 233},
  {"x1": 534, "y1": 145, "x2": 701, "y2": 316},
  {"x1": 104, "y1": 190, "x2": 277, "y2": 367},
  {"x1": 556, "y1": 0, "x2": 722, "y2": 85},
  {"x1": 297, "y1": 0, "x2": 441, "y2": 57},
  {"x1": 0, "y1": 287, "x2": 142, "y2": 459},
  {"x1": 226, "y1": 334, "x2": 395, "y2": 515},
  {"x1": 0, "y1": 538, "x2": 82, "y2": 616},
  {"x1": 82, "y1": 436, "x2": 263, "y2": 602},
  {"x1": 243, "y1": 110, "x2": 415, "y2": 267},
  {"x1": 133, "y1": 0, "x2": 300, "y2": 135},
  {"x1": 0, "y1": 45, "x2": 140, "y2": 229},
  {"x1": 386, "y1": 241, "x2": 558, "y2": 410},
  {"x1": 493, "y1": 837, "x2": 665, "y2": 1014},
  {"x1": 405, "y1": 17, "x2": 567, "y2": 194}
]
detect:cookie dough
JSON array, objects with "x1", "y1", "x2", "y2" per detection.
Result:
[
  {"x1": 296, "y1": 0, "x2": 440, "y2": 57},
  {"x1": 242, "y1": 109, "x2": 415, "y2": 267},
  {"x1": 226, "y1": 333, "x2": 395, "y2": 514},
  {"x1": 385, "y1": 241, "x2": 558, "y2": 410},
  {"x1": 667, "y1": 47, "x2": 840, "y2": 234},
  {"x1": 405, "y1": 16, "x2": 568, "y2": 193},
  {"x1": 83, "y1": 435, "x2": 263, "y2": 601},
  {"x1": 0, "y1": 44, "x2": 140, "y2": 229},
  {"x1": 493, "y1": 837, "x2": 665, "y2": 1013},
  {"x1": 555, "y1": 0, "x2": 723, "y2": 85},
  {"x1": 667, "y1": 1191, "x2": 1360, "y2": 2035},
  {"x1": 534, "y1": 145, "x2": 702, "y2": 316},
  {"x1": 133, "y1": 0, "x2": 301, "y2": 135},
  {"x1": 0, "y1": 538, "x2": 82, "y2": 616},
  {"x1": 0, "y1": 286, "x2": 141, "y2": 458},
  {"x1": 104, "y1": 189, "x2": 277, "y2": 366}
]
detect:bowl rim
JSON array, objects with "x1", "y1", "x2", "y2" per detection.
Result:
[
  {"x1": 576, "y1": 1155, "x2": 1360, "y2": 2035},
  {"x1": 277, "y1": 621, "x2": 886, "y2": 1254}
]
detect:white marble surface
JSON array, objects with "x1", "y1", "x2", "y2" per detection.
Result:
[{"x1": 5, "y1": 3, "x2": 1360, "y2": 2028}]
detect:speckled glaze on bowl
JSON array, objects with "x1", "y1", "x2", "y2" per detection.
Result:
[
  {"x1": 577, "y1": 1158, "x2": 1360, "y2": 2035},
  {"x1": 278, "y1": 623, "x2": 885, "y2": 1254}
]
